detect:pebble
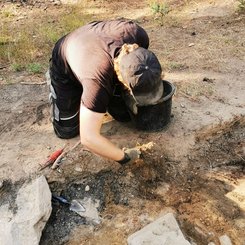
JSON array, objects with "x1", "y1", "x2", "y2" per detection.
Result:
[
  {"x1": 57, "y1": 168, "x2": 63, "y2": 173},
  {"x1": 188, "y1": 43, "x2": 195, "y2": 47},
  {"x1": 0, "y1": 181, "x2": 3, "y2": 189},
  {"x1": 235, "y1": 218, "x2": 245, "y2": 228},
  {"x1": 203, "y1": 77, "x2": 214, "y2": 83},
  {"x1": 219, "y1": 235, "x2": 232, "y2": 245},
  {"x1": 85, "y1": 185, "x2": 90, "y2": 192},
  {"x1": 74, "y1": 166, "x2": 83, "y2": 172}
]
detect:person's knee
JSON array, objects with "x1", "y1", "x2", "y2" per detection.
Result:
[{"x1": 48, "y1": 85, "x2": 80, "y2": 139}]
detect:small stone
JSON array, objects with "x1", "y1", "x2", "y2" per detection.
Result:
[
  {"x1": 203, "y1": 77, "x2": 214, "y2": 83},
  {"x1": 235, "y1": 218, "x2": 245, "y2": 228},
  {"x1": 0, "y1": 181, "x2": 3, "y2": 189},
  {"x1": 57, "y1": 168, "x2": 63, "y2": 173},
  {"x1": 85, "y1": 185, "x2": 90, "y2": 192},
  {"x1": 75, "y1": 166, "x2": 83, "y2": 172},
  {"x1": 122, "y1": 197, "x2": 129, "y2": 206},
  {"x1": 180, "y1": 103, "x2": 185, "y2": 108},
  {"x1": 188, "y1": 43, "x2": 195, "y2": 47},
  {"x1": 219, "y1": 235, "x2": 232, "y2": 245}
]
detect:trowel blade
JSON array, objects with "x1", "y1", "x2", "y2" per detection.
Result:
[{"x1": 69, "y1": 199, "x2": 86, "y2": 213}]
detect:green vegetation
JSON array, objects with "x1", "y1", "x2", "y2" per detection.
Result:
[
  {"x1": 11, "y1": 63, "x2": 24, "y2": 72},
  {"x1": 237, "y1": 0, "x2": 245, "y2": 12},
  {"x1": 149, "y1": 1, "x2": 170, "y2": 26},
  {"x1": 11, "y1": 61, "x2": 44, "y2": 74},
  {"x1": 26, "y1": 63, "x2": 43, "y2": 74},
  {"x1": 2, "y1": 9, "x2": 15, "y2": 18},
  {"x1": 0, "y1": 3, "x2": 92, "y2": 74},
  {"x1": 151, "y1": 2, "x2": 169, "y2": 16}
]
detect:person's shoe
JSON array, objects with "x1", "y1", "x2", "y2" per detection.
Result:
[{"x1": 53, "y1": 120, "x2": 79, "y2": 139}]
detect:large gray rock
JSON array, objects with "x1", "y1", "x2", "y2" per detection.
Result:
[
  {"x1": 127, "y1": 213, "x2": 191, "y2": 245},
  {"x1": 0, "y1": 176, "x2": 52, "y2": 245}
]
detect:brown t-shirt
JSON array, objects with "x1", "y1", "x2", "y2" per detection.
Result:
[{"x1": 61, "y1": 20, "x2": 149, "y2": 113}]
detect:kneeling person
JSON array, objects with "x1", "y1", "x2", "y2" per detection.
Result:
[{"x1": 48, "y1": 19, "x2": 163, "y2": 165}]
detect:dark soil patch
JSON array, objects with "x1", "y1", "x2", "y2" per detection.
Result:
[{"x1": 40, "y1": 117, "x2": 245, "y2": 245}]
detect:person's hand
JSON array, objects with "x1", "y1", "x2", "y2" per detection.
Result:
[
  {"x1": 124, "y1": 147, "x2": 141, "y2": 161},
  {"x1": 117, "y1": 147, "x2": 141, "y2": 165}
]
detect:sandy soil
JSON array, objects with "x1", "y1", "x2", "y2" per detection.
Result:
[{"x1": 0, "y1": 0, "x2": 244, "y2": 244}]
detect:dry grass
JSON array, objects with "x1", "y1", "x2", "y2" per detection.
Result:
[
  {"x1": 0, "y1": 0, "x2": 244, "y2": 76},
  {"x1": 175, "y1": 79, "x2": 215, "y2": 101},
  {"x1": 0, "y1": 2, "x2": 93, "y2": 73}
]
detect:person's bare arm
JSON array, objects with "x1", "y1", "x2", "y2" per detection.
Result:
[{"x1": 79, "y1": 104, "x2": 125, "y2": 161}]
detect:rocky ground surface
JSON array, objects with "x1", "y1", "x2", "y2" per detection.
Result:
[{"x1": 0, "y1": 0, "x2": 244, "y2": 244}]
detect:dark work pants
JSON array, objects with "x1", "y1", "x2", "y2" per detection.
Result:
[{"x1": 48, "y1": 35, "x2": 82, "y2": 139}]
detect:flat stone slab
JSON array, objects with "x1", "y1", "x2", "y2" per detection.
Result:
[{"x1": 127, "y1": 213, "x2": 191, "y2": 245}]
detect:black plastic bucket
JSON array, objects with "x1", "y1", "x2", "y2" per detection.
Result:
[{"x1": 129, "y1": 80, "x2": 175, "y2": 131}]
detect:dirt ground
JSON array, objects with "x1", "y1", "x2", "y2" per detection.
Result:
[{"x1": 0, "y1": 0, "x2": 245, "y2": 244}]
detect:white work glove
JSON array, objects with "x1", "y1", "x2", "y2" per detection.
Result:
[{"x1": 117, "y1": 147, "x2": 141, "y2": 165}]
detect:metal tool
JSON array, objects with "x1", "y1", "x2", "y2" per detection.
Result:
[
  {"x1": 51, "y1": 140, "x2": 81, "y2": 170},
  {"x1": 39, "y1": 147, "x2": 65, "y2": 170},
  {"x1": 52, "y1": 194, "x2": 86, "y2": 213}
]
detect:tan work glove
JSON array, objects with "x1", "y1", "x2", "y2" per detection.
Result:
[{"x1": 117, "y1": 147, "x2": 141, "y2": 165}]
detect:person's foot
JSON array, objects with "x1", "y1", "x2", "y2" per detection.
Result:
[{"x1": 53, "y1": 120, "x2": 79, "y2": 139}]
